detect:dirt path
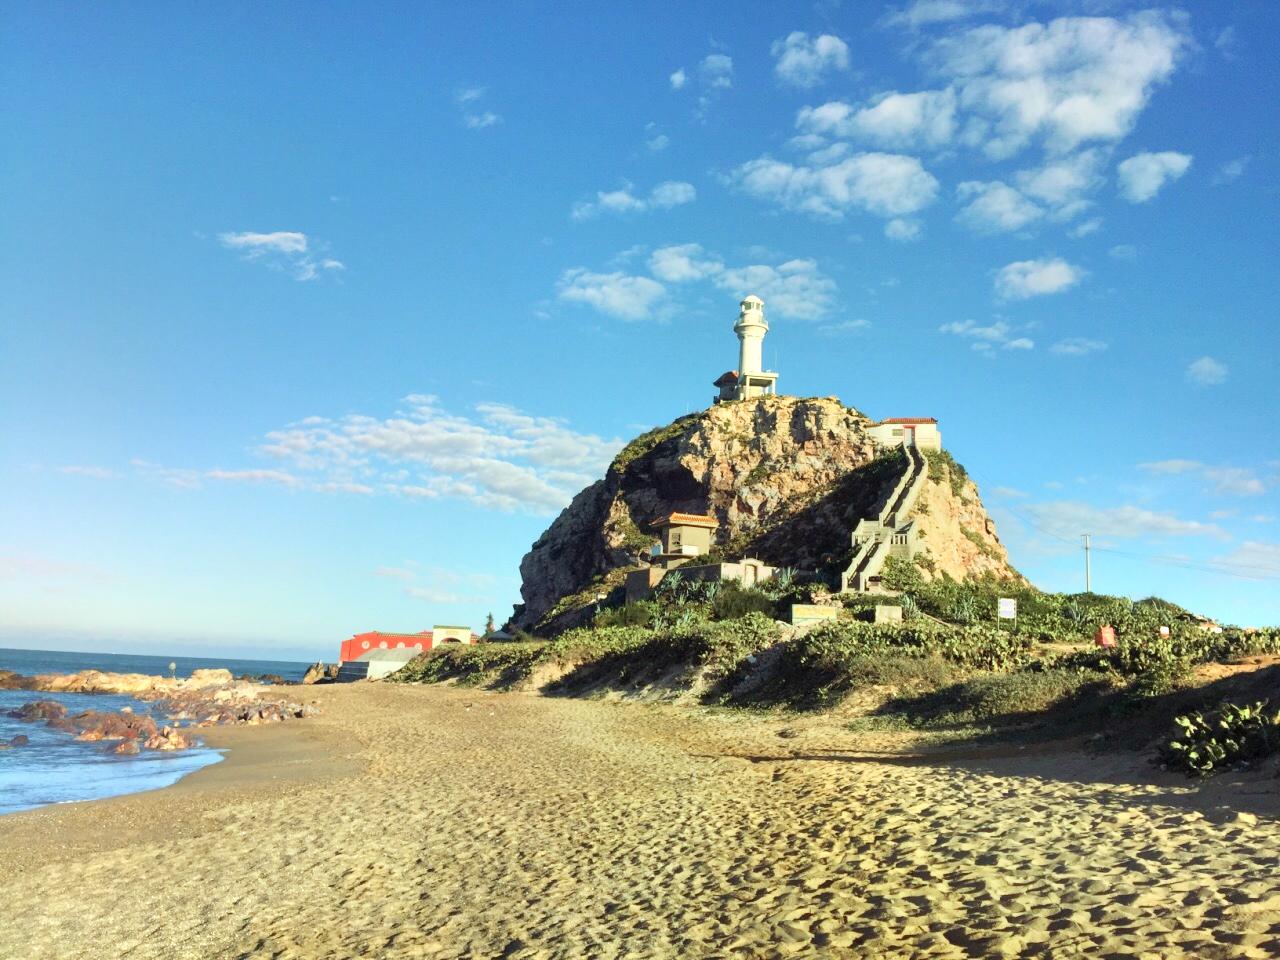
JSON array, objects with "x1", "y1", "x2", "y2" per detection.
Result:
[{"x1": 4, "y1": 683, "x2": 1279, "y2": 959}]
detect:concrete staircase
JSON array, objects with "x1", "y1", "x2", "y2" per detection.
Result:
[{"x1": 840, "y1": 443, "x2": 928, "y2": 592}]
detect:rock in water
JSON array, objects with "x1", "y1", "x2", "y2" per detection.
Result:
[
  {"x1": 8, "y1": 700, "x2": 68, "y2": 721},
  {"x1": 511, "y1": 395, "x2": 1021, "y2": 634}
]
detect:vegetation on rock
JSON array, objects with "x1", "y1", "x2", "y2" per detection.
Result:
[{"x1": 514, "y1": 396, "x2": 1019, "y2": 635}]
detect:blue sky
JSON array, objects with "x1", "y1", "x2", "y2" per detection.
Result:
[{"x1": 2, "y1": 1, "x2": 1277, "y2": 660}]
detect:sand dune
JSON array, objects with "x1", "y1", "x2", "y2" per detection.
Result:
[{"x1": 4, "y1": 683, "x2": 1279, "y2": 959}]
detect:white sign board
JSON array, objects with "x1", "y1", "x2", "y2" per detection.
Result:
[{"x1": 997, "y1": 598, "x2": 1017, "y2": 620}]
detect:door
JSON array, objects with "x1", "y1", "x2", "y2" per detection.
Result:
[{"x1": 903, "y1": 425, "x2": 916, "y2": 447}]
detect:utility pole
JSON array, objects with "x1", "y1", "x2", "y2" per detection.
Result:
[{"x1": 1082, "y1": 533, "x2": 1092, "y2": 593}]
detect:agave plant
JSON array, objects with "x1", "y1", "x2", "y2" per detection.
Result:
[{"x1": 774, "y1": 567, "x2": 796, "y2": 592}]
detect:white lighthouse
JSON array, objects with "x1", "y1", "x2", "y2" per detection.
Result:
[{"x1": 713, "y1": 295, "x2": 779, "y2": 403}]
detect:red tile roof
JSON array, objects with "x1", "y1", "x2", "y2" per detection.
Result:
[
  {"x1": 651, "y1": 512, "x2": 719, "y2": 529},
  {"x1": 713, "y1": 370, "x2": 739, "y2": 386},
  {"x1": 879, "y1": 417, "x2": 937, "y2": 425}
]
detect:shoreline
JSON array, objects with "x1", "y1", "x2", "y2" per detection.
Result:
[
  {"x1": 6, "y1": 682, "x2": 1280, "y2": 959},
  {"x1": 0, "y1": 685, "x2": 352, "y2": 872}
]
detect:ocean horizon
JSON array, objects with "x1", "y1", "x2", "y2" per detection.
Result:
[{"x1": 0, "y1": 648, "x2": 313, "y2": 816}]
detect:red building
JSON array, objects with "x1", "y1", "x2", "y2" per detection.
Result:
[{"x1": 338, "y1": 626, "x2": 476, "y2": 664}]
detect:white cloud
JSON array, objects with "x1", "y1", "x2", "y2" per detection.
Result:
[
  {"x1": 646, "y1": 246, "x2": 838, "y2": 320},
  {"x1": 1116, "y1": 150, "x2": 1192, "y2": 202},
  {"x1": 955, "y1": 180, "x2": 1043, "y2": 233},
  {"x1": 796, "y1": 90, "x2": 957, "y2": 150},
  {"x1": 131, "y1": 459, "x2": 202, "y2": 489},
  {"x1": 939, "y1": 318, "x2": 1033, "y2": 352},
  {"x1": 130, "y1": 461, "x2": 303, "y2": 490},
  {"x1": 1067, "y1": 218, "x2": 1102, "y2": 238},
  {"x1": 819, "y1": 319, "x2": 872, "y2": 336},
  {"x1": 1015, "y1": 150, "x2": 1104, "y2": 215},
  {"x1": 259, "y1": 395, "x2": 623, "y2": 515},
  {"x1": 218, "y1": 231, "x2": 343, "y2": 282},
  {"x1": 1023, "y1": 501, "x2": 1230, "y2": 541},
  {"x1": 885, "y1": 218, "x2": 921, "y2": 241},
  {"x1": 714, "y1": 259, "x2": 836, "y2": 321},
  {"x1": 219, "y1": 231, "x2": 307, "y2": 255},
  {"x1": 1212, "y1": 542, "x2": 1280, "y2": 582},
  {"x1": 1186, "y1": 356, "x2": 1227, "y2": 386},
  {"x1": 314, "y1": 481, "x2": 374, "y2": 495},
  {"x1": 649, "y1": 181, "x2": 696, "y2": 207},
  {"x1": 1050, "y1": 337, "x2": 1107, "y2": 356},
  {"x1": 699, "y1": 54, "x2": 733, "y2": 89},
  {"x1": 571, "y1": 181, "x2": 696, "y2": 220},
  {"x1": 771, "y1": 32, "x2": 850, "y2": 89},
  {"x1": 669, "y1": 68, "x2": 687, "y2": 90},
  {"x1": 1108, "y1": 244, "x2": 1137, "y2": 260},
  {"x1": 648, "y1": 244, "x2": 724, "y2": 283},
  {"x1": 57, "y1": 465, "x2": 118, "y2": 479},
  {"x1": 928, "y1": 12, "x2": 1190, "y2": 158},
  {"x1": 992, "y1": 486, "x2": 1029, "y2": 499},
  {"x1": 1214, "y1": 26, "x2": 1238, "y2": 60},
  {"x1": 646, "y1": 133, "x2": 670, "y2": 152},
  {"x1": 205, "y1": 468, "x2": 302, "y2": 488},
  {"x1": 994, "y1": 257, "x2": 1083, "y2": 300},
  {"x1": 729, "y1": 152, "x2": 939, "y2": 221},
  {"x1": 464, "y1": 111, "x2": 501, "y2": 130},
  {"x1": 883, "y1": 0, "x2": 1002, "y2": 29},
  {"x1": 1139, "y1": 458, "x2": 1265, "y2": 496},
  {"x1": 455, "y1": 85, "x2": 501, "y2": 129},
  {"x1": 556, "y1": 269, "x2": 666, "y2": 320},
  {"x1": 1139, "y1": 458, "x2": 1202, "y2": 475},
  {"x1": 1202, "y1": 467, "x2": 1266, "y2": 497},
  {"x1": 1212, "y1": 156, "x2": 1250, "y2": 186}
]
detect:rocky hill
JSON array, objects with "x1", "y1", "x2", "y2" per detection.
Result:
[{"x1": 511, "y1": 396, "x2": 1022, "y2": 634}]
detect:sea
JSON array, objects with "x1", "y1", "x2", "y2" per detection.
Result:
[{"x1": 0, "y1": 647, "x2": 313, "y2": 816}]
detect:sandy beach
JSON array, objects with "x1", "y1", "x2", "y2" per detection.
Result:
[{"x1": 5, "y1": 682, "x2": 1280, "y2": 959}]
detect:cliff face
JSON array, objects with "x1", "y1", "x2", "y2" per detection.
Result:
[{"x1": 511, "y1": 396, "x2": 1021, "y2": 633}]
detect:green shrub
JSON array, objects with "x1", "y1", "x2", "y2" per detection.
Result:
[
  {"x1": 736, "y1": 620, "x2": 1034, "y2": 708},
  {"x1": 880, "y1": 556, "x2": 924, "y2": 592},
  {"x1": 594, "y1": 601, "x2": 655, "y2": 628},
  {"x1": 710, "y1": 583, "x2": 777, "y2": 621},
  {"x1": 1164, "y1": 700, "x2": 1280, "y2": 777},
  {"x1": 879, "y1": 668, "x2": 1109, "y2": 729}
]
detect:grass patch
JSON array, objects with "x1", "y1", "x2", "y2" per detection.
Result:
[{"x1": 390, "y1": 642, "x2": 545, "y2": 688}]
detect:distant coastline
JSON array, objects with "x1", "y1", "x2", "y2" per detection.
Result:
[{"x1": 0, "y1": 647, "x2": 313, "y2": 683}]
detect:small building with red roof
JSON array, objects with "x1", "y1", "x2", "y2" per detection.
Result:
[{"x1": 867, "y1": 417, "x2": 941, "y2": 451}]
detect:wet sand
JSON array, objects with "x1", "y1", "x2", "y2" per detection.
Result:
[{"x1": 4, "y1": 682, "x2": 1280, "y2": 959}]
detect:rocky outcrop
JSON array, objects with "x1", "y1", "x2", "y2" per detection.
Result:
[
  {"x1": 8, "y1": 700, "x2": 68, "y2": 721},
  {"x1": 20, "y1": 668, "x2": 237, "y2": 695},
  {"x1": 7, "y1": 686, "x2": 320, "y2": 755},
  {"x1": 301, "y1": 662, "x2": 339, "y2": 684},
  {"x1": 512, "y1": 395, "x2": 1022, "y2": 634}
]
